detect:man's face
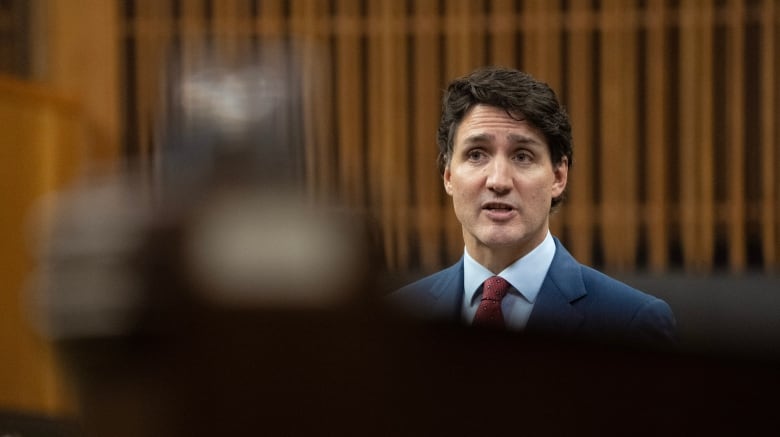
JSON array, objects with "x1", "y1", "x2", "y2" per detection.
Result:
[{"x1": 443, "y1": 104, "x2": 568, "y2": 270}]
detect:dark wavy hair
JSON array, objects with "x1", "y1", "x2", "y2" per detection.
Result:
[{"x1": 437, "y1": 66, "x2": 573, "y2": 209}]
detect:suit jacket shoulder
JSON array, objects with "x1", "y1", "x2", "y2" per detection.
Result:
[
  {"x1": 388, "y1": 261, "x2": 464, "y2": 322},
  {"x1": 530, "y1": 239, "x2": 677, "y2": 347}
]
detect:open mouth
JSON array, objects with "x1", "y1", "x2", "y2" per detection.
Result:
[{"x1": 483, "y1": 202, "x2": 514, "y2": 212}]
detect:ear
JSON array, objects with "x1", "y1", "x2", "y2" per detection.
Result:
[
  {"x1": 443, "y1": 165, "x2": 453, "y2": 196},
  {"x1": 551, "y1": 157, "x2": 568, "y2": 198}
]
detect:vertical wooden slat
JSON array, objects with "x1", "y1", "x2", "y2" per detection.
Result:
[
  {"x1": 136, "y1": 0, "x2": 170, "y2": 183},
  {"x1": 366, "y1": 0, "x2": 382, "y2": 265},
  {"x1": 380, "y1": 0, "x2": 396, "y2": 268},
  {"x1": 522, "y1": 0, "x2": 562, "y2": 100},
  {"x1": 679, "y1": 0, "x2": 701, "y2": 268},
  {"x1": 134, "y1": 0, "x2": 152, "y2": 171},
  {"x1": 445, "y1": 0, "x2": 485, "y2": 76},
  {"x1": 393, "y1": 1, "x2": 411, "y2": 269},
  {"x1": 565, "y1": 1, "x2": 594, "y2": 266},
  {"x1": 645, "y1": 0, "x2": 668, "y2": 271},
  {"x1": 367, "y1": 0, "x2": 395, "y2": 268},
  {"x1": 599, "y1": 0, "x2": 638, "y2": 270},
  {"x1": 679, "y1": 0, "x2": 714, "y2": 271},
  {"x1": 726, "y1": 0, "x2": 746, "y2": 271},
  {"x1": 490, "y1": 0, "x2": 515, "y2": 67},
  {"x1": 760, "y1": 0, "x2": 777, "y2": 269},
  {"x1": 290, "y1": 0, "x2": 308, "y2": 195},
  {"x1": 698, "y1": 1, "x2": 715, "y2": 272},
  {"x1": 413, "y1": 0, "x2": 443, "y2": 272},
  {"x1": 180, "y1": 0, "x2": 206, "y2": 66},
  {"x1": 290, "y1": 0, "x2": 337, "y2": 200},
  {"x1": 213, "y1": 0, "x2": 240, "y2": 59},
  {"x1": 302, "y1": 0, "x2": 335, "y2": 202},
  {"x1": 367, "y1": 0, "x2": 412, "y2": 269},
  {"x1": 335, "y1": 0, "x2": 364, "y2": 208},
  {"x1": 257, "y1": 0, "x2": 284, "y2": 38}
]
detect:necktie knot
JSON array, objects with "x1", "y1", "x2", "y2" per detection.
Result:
[
  {"x1": 482, "y1": 275, "x2": 510, "y2": 301},
  {"x1": 473, "y1": 276, "x2": 510, "y2": 329}
]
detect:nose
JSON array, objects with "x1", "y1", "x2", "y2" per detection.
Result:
[{"x1": 486, "y1": 156, "x2": 512, "y2": 194}]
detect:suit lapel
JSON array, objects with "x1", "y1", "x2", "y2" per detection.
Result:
[
  {"x1": 527, "y1": 238, "x2": 586, "y2": 335},
  {"x1": 429, "y1": 260, "x2": 465, "y2": 323}
]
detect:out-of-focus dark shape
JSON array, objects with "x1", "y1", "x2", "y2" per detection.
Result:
[
  {"x1": 158, "y1": 42, "x2": 309, "y2": 204},
  {"x1": 27, "y1": 42, "x2": 389, "y2": 436},
  {"x1": 0, "y1": 409, "x2": 81, "y2": 437},
  {"x1": 28, "y1": 172, "x2": 153, "y2": 342}
]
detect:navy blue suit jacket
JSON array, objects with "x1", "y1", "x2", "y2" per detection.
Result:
[{"x1": 391, "y1": 237, "x2": 677, "y2": 348}]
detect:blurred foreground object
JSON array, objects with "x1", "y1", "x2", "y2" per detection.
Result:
[
  {"x1": 158, "y1": 43, "x2": 309, "y2": 199},
  {"x1": 27, "y1": 46, "x2": 387, "y2": 436}
]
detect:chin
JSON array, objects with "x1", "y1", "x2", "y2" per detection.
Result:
[{"x1": 478, "y1": 233, "x2": 528, "y2": 249}]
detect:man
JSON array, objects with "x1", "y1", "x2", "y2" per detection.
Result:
[{"x1": 392, "y1": 66, "x2": 676, "y2": 348}]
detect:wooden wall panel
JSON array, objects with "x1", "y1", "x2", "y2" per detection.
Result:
[
  {"x1": 565, "y1": 0, "x2": 594, "y2": 266},
  {"x1": 726, "y1": 0, "x2": 746, "y2": 271},
  {"x1": 291, "y1": 0, "x2": 335, "y2": 201},
  {"x1": 367, "y1": 0, "x2": 412, "y2": 269},
  {"x1": 599, "y1": 0, "x2": 639, "y2": 269},
  {"x1": 133, "y1": 0, "x2": 171, "y2": 183},
  {"x1": 257, "y1": 0, "x2": 284, "y2": 37},
  {"x1": 116, "y1": 0, "x2": 780, "y2": 273},
  {"x1": 386, "y1": 0, "x2": 411, "y2": 270},
  {"x1": 760, "y1": 0, "x2": 777, "y2": 269},
  {"x1": 335, "y1": 0, "x2": 365, "y2": 208},
  {"x1": 679, "y1": 0, "x2": 715, "y2": 271},
  {"x1": 489, "y1": 0, "x2": 516, "y2": 67},
  {"x1": 645, "y1": 0, "x2": 668, "y2": 271},
  {"x1": 213, "y1": 0, "x2": 249, "y2": 60},
  {"x1": 522, "y1": 0, "x2": 562, "y2": 90},
  {"x1": 412, "y1": 0, "x2": 444, "y2": 273}
]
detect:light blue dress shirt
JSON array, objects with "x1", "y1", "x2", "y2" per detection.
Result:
[{"x1": 462, "y1": 231, "x2": 556, "y2": 331}]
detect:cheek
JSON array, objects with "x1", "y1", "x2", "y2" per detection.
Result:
[
  {"x1": 520, "y1": 176, "x2": 553, "y2": 207},
  {"x1": 449, "y1": 173, "x2": 474, "y2": 196},
  {"x1": 454, "y1": 180, "x2": 480, "y2": 203}
]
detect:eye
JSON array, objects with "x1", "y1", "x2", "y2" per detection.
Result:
[
  {"x1": 513, "y1": 151, "x2": 533, "y2": 162},
  {"x1": 466, "y1": 149, "x2": 486, "y2": 162}
]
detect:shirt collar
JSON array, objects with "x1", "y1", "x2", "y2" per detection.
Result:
[{"x1": 463, "y1": 231, "x2": 556, "y2": 305}]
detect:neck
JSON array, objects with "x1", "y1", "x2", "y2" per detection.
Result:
[
  {"x1": 470, "y1": 249, "x2": 523, "y2": 274},
  {"x1": 466, "y1": 232, "x2": 549, "y2": 274}
]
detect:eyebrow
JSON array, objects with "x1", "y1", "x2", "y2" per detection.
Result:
[
  {"x1": 462, "y1": 133, "x2": 541, "y2": 145},
  {"x1": 461, "y1": 133, "x2": 494, "y2": 144},
  {"x1": 506, "y1": 133, "x2": 542, "y2": 145}
]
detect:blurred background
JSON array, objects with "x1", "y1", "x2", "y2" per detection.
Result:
[{"x1": 1, "y1": 0, "x2": 779, "y2": 429}]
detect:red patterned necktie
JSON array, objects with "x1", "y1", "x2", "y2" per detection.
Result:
[{"x1": 472, "y1": 276, "x2": 510, "y2": 329}]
